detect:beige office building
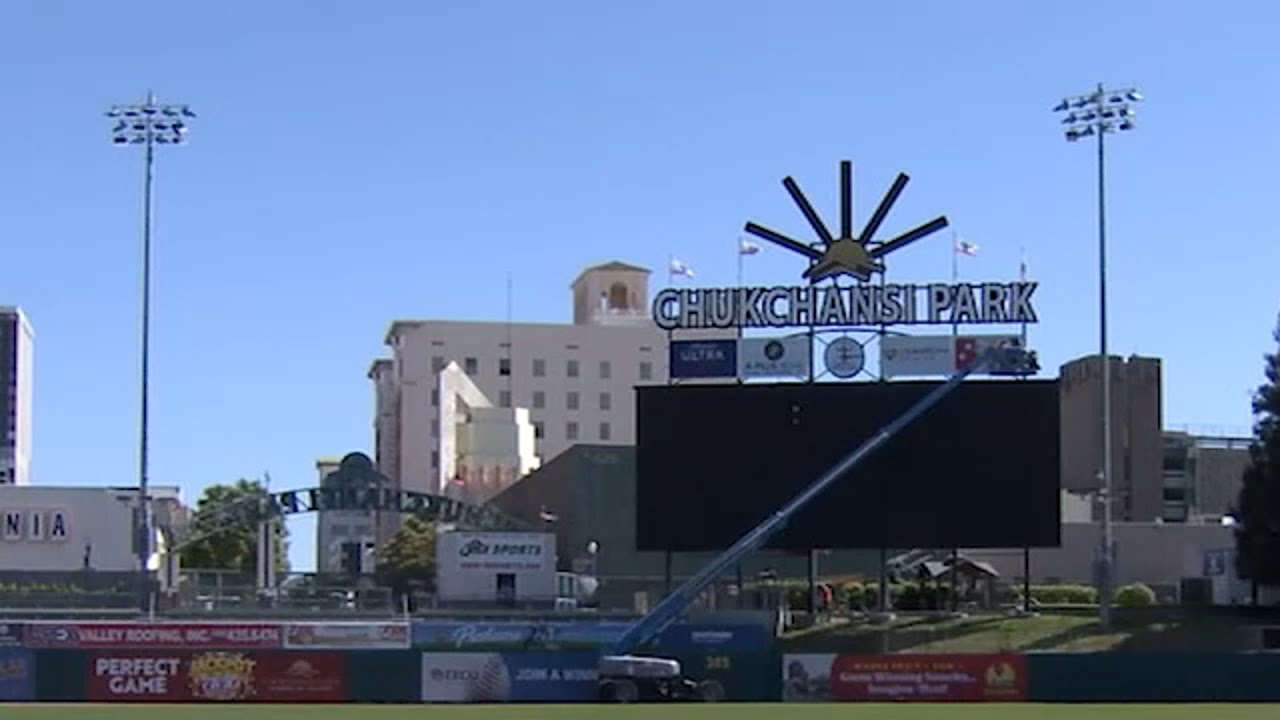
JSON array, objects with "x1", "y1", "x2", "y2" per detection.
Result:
[{"x1": 1059, "y1": 354, "x2": 1164, "y2": 521}]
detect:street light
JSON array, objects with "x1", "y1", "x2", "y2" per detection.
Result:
[
  {"x1": 1053, "y1": 83, "x2": 1141, "y2": 629},
  {"x1": 106, "y1": 92, "x2": 194, "y2": 609}
]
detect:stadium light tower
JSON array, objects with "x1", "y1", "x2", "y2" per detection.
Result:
[
  {"x1": 106, "y1": 93, "x2": 194, "y2": 609},
  {"x1": 1053, "y1": 83, "x2": 1141, "y2": 629}
]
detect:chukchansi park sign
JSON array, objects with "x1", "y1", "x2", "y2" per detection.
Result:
[{"x1": 653, "y1": 160, "x2": 1039, "y2": 332}]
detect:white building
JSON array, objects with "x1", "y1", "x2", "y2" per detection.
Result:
[
  {"x1": 0, "y1": 307, "x2": 35, "y2": 486},
  {"x1": 312, "y1": 456, "x2": 370, "y2": 574},
  {"x1": 0, "y1": 485, "x2": 186, "y2": 578},
  {"x1": 370, "y1": 262, "x2": 686, "y2": 503}
]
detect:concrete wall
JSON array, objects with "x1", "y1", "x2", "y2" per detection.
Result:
[{"x1": 965, "y1": 521, "x2": 1235, "y2": 587}]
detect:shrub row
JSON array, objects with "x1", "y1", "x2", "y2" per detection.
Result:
[{"x1": 768, "y1": 580, "x2": 1157, "y2": 610}]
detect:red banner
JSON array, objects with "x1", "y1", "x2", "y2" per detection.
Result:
[
  {"x1": 86, "y1": 651, "x2": 346, "y2": 702},
  {"x1": 25, "y1": 622, "x2": 282, "y2": 649},
  {"x1": 830, "y1": 654, "x2": 1027, "y2": 702}
]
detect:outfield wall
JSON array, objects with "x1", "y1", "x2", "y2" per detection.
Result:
[{"x1": 5, "y1": 621, "x2": 1280, "y2": 703}]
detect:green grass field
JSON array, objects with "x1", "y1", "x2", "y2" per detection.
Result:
[{"x1": 4, "y1": 705, "x2": 1280, "y2": 720}]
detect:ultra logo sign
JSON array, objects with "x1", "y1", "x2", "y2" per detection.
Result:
[{"x1": 652, "y1": 161, "x2": 1038, "y2": 331}]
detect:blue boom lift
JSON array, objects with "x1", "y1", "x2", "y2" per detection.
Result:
[{"x1": 593, "y1": 343, "x2": 1039, "y2": 703}]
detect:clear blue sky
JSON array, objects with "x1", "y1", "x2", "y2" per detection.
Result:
[{"x1": 4, "y1": 1, "x2": 1278, "y2": 571}]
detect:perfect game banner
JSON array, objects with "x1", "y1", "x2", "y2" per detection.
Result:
[
  {"x1": 85, "y1": 651, "x2": 346, "y2": 703},
  {"x1": 411, "y1": 619, "x2": 770, "y2": 652}
]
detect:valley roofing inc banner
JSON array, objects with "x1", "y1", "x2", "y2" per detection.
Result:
[
  {"x1": 669, "y1": 335, "x2": 811, "y2": 381},
  {"x1": 22, "y1": 622, "x2": 283, "y2": 649},
  {"x1": 880, "y1": 334, "x2": 1023, "y2": 379},
  {"x1": 782, "y1": 653, "x2": 1027, "y2": 702}
]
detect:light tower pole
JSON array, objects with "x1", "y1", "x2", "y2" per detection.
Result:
[
  {"x1": 1053, "y1": 83, "x2": 1141, "y2": 629},
  {"x1": 106, "y1": 93, "x2": 194, "y2": 609}
]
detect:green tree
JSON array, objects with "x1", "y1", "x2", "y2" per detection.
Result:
[
  {"x1": 180, "y1": 479, "x2": 290, "y2": 573},
  {"x1": 376, "y1": 516, "x2": 437, "y2": 595},
  {"x1": 1235, "y1": 315, "x2": 1280, "y2": 586}
]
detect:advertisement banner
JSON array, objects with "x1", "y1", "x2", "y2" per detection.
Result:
[
  {"x1": 738, "y1": 335, "x2": 810, "y2": 379},
  {"x1": 284, "y1": 623, "x2": 409, "y2": 650},
  {"x1": 669, "y1": 340, "x2": 737, "y2": 379},
  {"x1": 25, "y1": 622, "x2": 282, "y2": 649},
  {"x1": 0, "y1": 623, "x2": 22, "y2": 647},
  {"x1": 420, "y1": 651, "x2": 599, "y2": 703},
  {"x1": 0, "y1": 647, "x2": 35, "y2": 701},
  {"x1": 880, "y1": 334, "x2": 1022, "y2": 378},
  {"x1": 411, "y1": 620, "x2": 770, "y2": 652},
  {"x1": 85, "y1": 651, "x2": 346, "y2": 702},
  {"x1": 783, "y1": 653, "x2": 1027, "y2": 702}
]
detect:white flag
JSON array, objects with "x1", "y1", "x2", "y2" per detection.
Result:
[
  {"x1": 669, "y1": 258, "x2": 695, "y2": 278},
  {"x1": 738, "y1": 238, "x2": 761, "y2": 255},
  {"x1": 955, "y1": 239, "x2": 979, "y2": 256}
]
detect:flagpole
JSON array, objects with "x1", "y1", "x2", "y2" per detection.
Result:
[
  {"x1": 950, "y1": 232, "x2": 958, "y2": 337},
  {"x1": 736, "y1": 240, "x2": 744, "y2": 289},
  {"x1": 1019, "y1": 247, "x2": 1029, "y2": 347}
]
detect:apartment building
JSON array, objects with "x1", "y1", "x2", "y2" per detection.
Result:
[
  {"x1": 0, "y1": 307, "x2": 34, "y2": 486},
  {"x1": 370, "y1": 262, "x2": 684, "y2": 501},
  {"x1": 1162, "y1": 432, "x2": 1252, "y2": 522}
]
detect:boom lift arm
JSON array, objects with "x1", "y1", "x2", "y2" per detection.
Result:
[{"x1": 606, "y1": 344, "x2": 1038, "y2": 657}]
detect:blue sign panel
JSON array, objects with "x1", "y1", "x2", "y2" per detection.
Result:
[
  {"x1": 503, "y1": 651, "x2": 599, "y2": 702},
  {"x1": 656, "y1": 622, "x2": 771, "y2": 652},
  {"x1": 411, "y1": 620, "x2": 770, "y2": 652},
  {"x1": 669, "y1": 340, "x2": 737, "y2": 379},
  {"x1": 0, "y1": 648, "x2": 34, "y2": 701},
  {"x1": 0, "y1": 623, "x2": 22, "y2": 648},
  {"x1": 1204, "y1": 548, "x2": 1230, "y2": 577}
]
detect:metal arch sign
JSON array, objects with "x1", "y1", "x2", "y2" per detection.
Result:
[
  {"x1": 265, "y1": 486, "x2": 534, "y2": 532},
  {"x1": 651, "y1": 161, "x2": 1039, "y2": 331}
]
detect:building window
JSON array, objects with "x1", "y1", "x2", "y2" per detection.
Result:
[
  {"x1": 533, "y1": 391, "x2": 545, "y2": 409},
  {"x1": 431, "y1": 419, "x2": 439, "y2": 437},
  {"x1": 566, "y1": 422, "x2": 579, "y2": 440},
  {"x1": 431, "y1": 451, "x2": 439, "y2": 468},
  {"x1": 639, "y1": 361, "x2": 653, "y2": 380},
  {"x1": 499, "y1": 390, "x2": 512, "y2": 408},
  {"x1": 567, "y1": 391, "x2": 579, "y2": 410},
  {"x1": 464, "y1": 357, "x2": 479, "y2": 375},
  {"x1": 599, "y1": 422, "x2": 612, "y2": 441},
  {"x1": 533, "y1": 421, "x2": 545, "y2": 439},
  {"x1": 431, "y1": 356, "x2": 446, "y2": 373},
  {"x1": 599, "y1": 392, "x2": 612, "y2": 411},
  {"x1": 600, "y1": 360, "x2": 612, "y2": 379},
  {"x1": 533, "y1": 358, "x2": 546, "y2": 377},
  {"x1": 567, "y1": 359, "x2": 579, "y2": 378},
  {"x1": 499, "y1": 357, "x2": 511, "y2": 376},
  {"x1": 430, "y1": 389, "x2": 439, "y2": 406}
]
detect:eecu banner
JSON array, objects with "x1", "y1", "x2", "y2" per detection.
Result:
[
  {"x1": 411, "y1": 620, "x2": 770, "y2": 652},
  {"x1": 783, "y1": 653, "x2": 1027, "y2": 702},
  {"x1": 23, "y1": 622, "x2": 283, "y2": 649},
  {"x1": 420, "y1": 651, "x2": 599, "y2": 703},
  {"x1": 85, "y1": 650, "x2": 346, "y2": 703},
  {"x1": 284, "y1": 623, "x2": 410, "y2": 650},
  {"x1": 0, "y1": 647, "x2": 35, "y2": 701}
]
